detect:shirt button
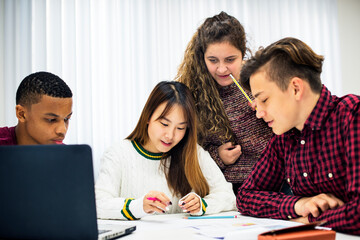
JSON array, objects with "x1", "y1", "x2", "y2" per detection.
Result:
[
  {"x1": 328, "y1": 173, "x2": 333, "y2": 178},
  {"x1": 303, "y1": 172, "x2": 308, "y2": 177},
  {"x1": 287, "y1": 178, "x2": 291, "y2": 183},
  {"x1": 287, "y1": 215, "x2": 292, "y2": 219},
  {"x1": 300, "y1": 140, "x2": 306, "y2": 145}
]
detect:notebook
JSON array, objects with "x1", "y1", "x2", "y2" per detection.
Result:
[{"x1": 0, "y1": 144, "x2": 136, "y2": 240}]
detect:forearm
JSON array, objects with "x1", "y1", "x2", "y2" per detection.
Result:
[
  {"x1": 237, "y1": 186, "x2": 301, "y2": 219},
  {"x1": 204, "y1": 144, "x2": 226, "y2": 169},
  {"x1": 198, "y1": 145, "x2": 236, "y2": 214},
  {"x1": 96, "y1": 192, "x2": 147, "y2": 220},
  {"x1": 308, "y1": 200, "x2": 360, "y2": 235}
]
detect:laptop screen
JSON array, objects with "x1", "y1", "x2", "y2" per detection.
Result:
[{"x1": 0, "y1": 144, "x2": 99, "y2": 240}]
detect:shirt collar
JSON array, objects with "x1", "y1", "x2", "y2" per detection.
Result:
[
  {"x1": 303, "y1": 85, "x2": 332, "y2": 130},
  {"x1": 131, "y1": 140, "x2": 163, "y2": 160}
]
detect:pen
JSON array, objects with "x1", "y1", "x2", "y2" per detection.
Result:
[
  {"x1": 147, "y1": 197, "x2": 170, "y2": 211},
  {"x1": 147, "y1": 197, "x2": 161, "y2": 201},
  {"x1": 229, "y1": 74, "x2": 254, "y2": 105},
  {"x1": 184, "y1": 215, "x2": 239, "y2": 219}
]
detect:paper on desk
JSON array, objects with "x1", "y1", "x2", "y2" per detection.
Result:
[
  {"x1": 224, "y1": 225, "x2": 293, "y2": 240},
  {"x1": 185, "y1": 216, "x2": 301, "y2": 239}
]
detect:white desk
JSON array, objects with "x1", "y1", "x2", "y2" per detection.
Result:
[{"x1": 98, "y1": 211, "x2": 360, "y2": 240}]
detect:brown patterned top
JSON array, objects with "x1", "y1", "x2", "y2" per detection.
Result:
[{"x1": 202, "y1": 83, "x2": 273, "y2": 183}]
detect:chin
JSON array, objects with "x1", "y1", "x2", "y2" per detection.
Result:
[
  {"x1": 273, "y1": 127, "x2": 289, "y2": 135},
  {"x1": 216, "y1": 80, "x2": 232, "y2": 87},
  {"x1": 272, "y1": 127, "x2": 282, "y2": 135}
]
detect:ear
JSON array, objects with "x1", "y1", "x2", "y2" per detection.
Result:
[
  {"x1": 16, "y1": 105, "x2": 27, "y2": 123},
  {"x1": 289, "y1": 77, "x2": 304, "y2": 100}
]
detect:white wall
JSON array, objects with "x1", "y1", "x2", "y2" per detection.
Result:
[
  {"x1": 0, "y1": 1, "x2": 4, "y2": 126},
  {"x1": 337, "y1": 0, "x2": 360, "y2": 95},
  {"x1": 0, "y1": 0, "x2": 359, "y2": 127}
]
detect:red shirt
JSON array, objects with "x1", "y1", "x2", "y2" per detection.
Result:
[
  {"x1": 0, "y1": 126, "x2": 17, "y2": 145},
  {"x1": 236, "y1": 86, "x2": 360, "y2": 235}
]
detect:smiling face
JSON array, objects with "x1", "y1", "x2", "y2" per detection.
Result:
[
  {"x1": 250, "y1": 69, "x2": 301, "y2": 135},
  {"x1": 204, "y1": 41, "x2": 243, "y2": 87},
  {"x1": 16, "y1": 95, "x2": 73, "y2": 145},
  {"x1": 143, "y1": 102, "x2": 188, "y2": 153}
]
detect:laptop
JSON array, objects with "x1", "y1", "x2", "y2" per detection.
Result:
[{"x1": 0, "y1": 144, "x2": 136, "y2": 240}]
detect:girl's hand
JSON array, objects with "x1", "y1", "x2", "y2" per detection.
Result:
[
  {"x1": 218, "y1": 142, "x2": 241, "y2": 165},
  {"x1": 179, "y1": 193, "x2": 201, "y2": 214},
  {"x1": 143, "y1": 191, "x2": 172, "y2": 214}
]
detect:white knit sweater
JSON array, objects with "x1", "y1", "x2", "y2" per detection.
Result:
[{"x1": 95, "y1": 140, "x2": 236, "y2": 220}]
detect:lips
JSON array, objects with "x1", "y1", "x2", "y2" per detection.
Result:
[
  {"x1": 53, "y1": 139, "x2": 64, "y2": 144},
  {"x1": 266, "y1": 120, "x2": 274, "y2": 127},
  {"x1": 161, "y1": 140, "x2": 172, "y2": 147},
  {"x1": 218, "y1": 74, "x2": 230, "y2": 78}
]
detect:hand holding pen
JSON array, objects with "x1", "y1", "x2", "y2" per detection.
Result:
[
  {"x1": 143, "y1": 191, "x2": 172, "y2": 214},
  {"x1": 178, "y1": 193, "x2": 201, "y2": 214}
]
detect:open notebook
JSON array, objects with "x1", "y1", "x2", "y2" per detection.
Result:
[{"x1": 0, "y1": 144, "x2": 136, "y2": 240}]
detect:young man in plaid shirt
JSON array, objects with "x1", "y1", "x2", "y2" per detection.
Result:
[{"x1": 237, "y1": 37, "x2": 360, "y2": 235}]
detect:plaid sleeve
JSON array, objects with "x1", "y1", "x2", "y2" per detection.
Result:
[
  {"x1": 236, "y1": 136, "x2": 301, "y2": 219},
  {"x1": 308, "y1": 102, "x2": 360, "y2": 235}
]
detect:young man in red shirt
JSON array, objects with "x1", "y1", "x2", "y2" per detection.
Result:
[
  {"x1": 0, "y1": 71, "x2": 73, "y2": 145},
  {"x1": 237, "y1": 37, "x2": 360, "y2": 235}
]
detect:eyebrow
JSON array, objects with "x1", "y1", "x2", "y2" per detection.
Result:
[
  {"x1": 206, "y1": 55, "x2": 238, "y2": 59},
  {"x1": 162, "y1": 116, "x2": 187, "y2": 125},
  {"x1": 225, "y1": 55, "x2": 238, "y2": 58},
  {"x1": 44, "y1": 112, "x2": 73, "y2": 118},
  {"x1": 254, "y1": 91, "x2": 264, "y2": 98}
]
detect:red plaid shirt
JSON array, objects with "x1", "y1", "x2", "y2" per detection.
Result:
[{"x1": 236, "y1": 86, "x2": 360, "y2": 235}]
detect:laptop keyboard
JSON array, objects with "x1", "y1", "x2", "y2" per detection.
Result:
[{"x1": 99, "y1": 229, "x2": 111, "y2": 234}]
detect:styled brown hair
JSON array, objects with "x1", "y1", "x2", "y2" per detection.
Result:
[
  {"x1": 240, "y1": 37, "x2": 324, "y2": 93},
  {"x1": 127, "y1": 81, "x2": 209, "y2": 197},
  {"x1": 176, "y1": 11, "x2": 248, "y2": 145}
]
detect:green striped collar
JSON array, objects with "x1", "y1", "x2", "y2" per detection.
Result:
[{"x1": 131, "y1": 140, "x2": 163, "y2": 160}]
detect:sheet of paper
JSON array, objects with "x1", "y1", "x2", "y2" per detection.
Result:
[{"x1": 98, "y1": 212, "x2": 302, "y2": 240}]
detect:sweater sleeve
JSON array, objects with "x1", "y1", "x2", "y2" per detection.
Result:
[
  {"x1": 95, "y1": 145, "x2": 148, "y2": 220},
  {"x1": 203, "y1": 143, "x2": 227, "y2": 170},
  {"x1": 197, "y1": 145, "x2": 236, "y2": 214}
]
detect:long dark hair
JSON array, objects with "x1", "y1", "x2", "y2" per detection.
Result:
[{"x1": 127, "y1": 81, "x2": 209, "y2": 197}]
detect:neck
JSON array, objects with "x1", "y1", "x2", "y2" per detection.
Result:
[
  {"x1": 15, "y1": 123, "x2": 34, "y2": 145},
  {"x1": 296, "y1": 90, "x2": 321, "y2": 131}
]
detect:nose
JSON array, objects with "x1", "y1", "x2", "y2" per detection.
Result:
[
  {"x1": 165, "y1": 127, "x2": 175, "y2": 140},
  {"x1": 255, "y1": 105, "x2": 266, "y2": 119},
  {"x1": 55, "y1": 121, "x2": 68, "y2": 136},
  {"x1": 217, "y1": 62, "x2": 228, "y2": 74}
]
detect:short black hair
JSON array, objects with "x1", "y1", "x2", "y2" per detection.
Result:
[{"x1": 16, "y1": 71, "x2": 73, "y2": 106}]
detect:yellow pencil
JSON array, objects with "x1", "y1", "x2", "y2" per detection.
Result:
[{"x1": 229, "y1": 74, "x2": 253, "y2": 104}]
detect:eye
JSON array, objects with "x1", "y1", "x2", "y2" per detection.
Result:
[
  {"x1": 262, "y1": 98, "x2": 268, "y2": 103},
  {"x1": 160, "y1": 122, "x2": 168, "y2": 127},
  {"x1": 64, "y1": 117, "x2": 71, "y2": 123},
  {"x1": 208, "y1": 58, "x2": 218, "y2": 63},
  {"x1": 177, "y1": 127, "x2": 186, "y2": 130},
  {"x1": 45, "y1": 118, "x2": 57, "y2": 123},
  {"x1": 226, "y1": 58, "x2": 235, "y2": 63}
]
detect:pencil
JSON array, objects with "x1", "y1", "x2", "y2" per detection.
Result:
[
  {"x1": 184, "y1": 215, "x2": 239, "y2": 219},
  {"x1": 229, "y1": 74, "x2": 253, "y2": 104}
]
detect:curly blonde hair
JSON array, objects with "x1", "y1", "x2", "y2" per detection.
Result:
[{"x1": 176, "y1": 11, "x2": 248, "y2": 145}]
